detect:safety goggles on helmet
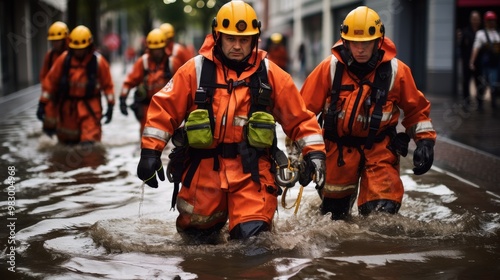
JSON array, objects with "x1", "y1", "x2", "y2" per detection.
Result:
[
  {"x1": 48, "y1": 21, "x2": 69, "y2": 41},
  {"x1": 340, "y1": 6, "x2": 385, "y2": 42},
  {"x1": 147, "y1": 28, "x2": 167, "y2": 49},
  {"x1": 212, "y1": 0, "x2": 261, "y2": 37},
  {"x1": 69, "y1": 25, "x2": 93, "y2": 49}
]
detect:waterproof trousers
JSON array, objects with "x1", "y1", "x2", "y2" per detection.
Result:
[
  {"x1": 56, "y1": 98, "x2": 103, "y2": 144},
  {"x1": 321, "y1": 136, "x2": 403, "y2": 214},
  {"x1": 175, "y1": 154, "x2": 279, "y2": 239}
]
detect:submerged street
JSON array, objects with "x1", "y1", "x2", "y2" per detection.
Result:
[{"x1": 1, "y1": 63, "x2": 499, "y2": 279}]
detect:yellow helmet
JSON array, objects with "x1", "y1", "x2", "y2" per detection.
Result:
[
  {"x1": 270, "y1": 33, "x2": 283, "y2": 44},
  {"x1": 47, "y1": 21, "x2": 69, "y2": 41},
  {"x1": 68, "y1": 25, "x2": 93, "y2": 49},
  {"x1": 340, "y1": 6, "x2": 384, "y2": 41},
  {"x1": 212, "y1": 0, "x2": 261, "y2": 36},
  {"x1": 146, "y1": 28, "x2": 167, "y2": 49},
  {"x1": 160, "y1": 23, "x2": 175, "y2": 39}
]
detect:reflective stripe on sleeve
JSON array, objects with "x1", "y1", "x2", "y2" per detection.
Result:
[
  {"x1": 407, "y1": 121, "x2": 435, "y2": 138},
  {"x1": 296, "y1": 134, "x2": 324, "y2": 151},
  {"x1": 142, "y1": 126, "x2": 171, "y2": 143},
  {"x1": 41, "y1": 91, "x2": 51, "y2": 100}
]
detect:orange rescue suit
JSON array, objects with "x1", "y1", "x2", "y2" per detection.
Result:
[
  {"x1": 41, "y1": 50, "x2": 114, "y2": 143},
  {"x1": 300, "y1": 38, "x2": 436, "y2": 208},
  {"x1": 142, "y1": 35, "x2": 325, "y2": 234},
  {"x1": 121, "y1": 53, "x2": 182, "y2": 134}
]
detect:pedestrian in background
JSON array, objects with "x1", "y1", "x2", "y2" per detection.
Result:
[
  {"x1": 458, "y1": 10, "x2": 482, "y2": 108},
  {"x1": 470, "y1": 11, "x2": 500, "y2": 111},
  {"x1": 300, "y1": 6, "x2": 436, "y2": 220},
  {"x1": 119, "y1": 28, "x2": 182, "y2": 137},
  {"x1": 137, "y1": 1, "x2": 325, "y2": 243},
  {"x1": 39, "y1": 25, "x2": 115, "y2": 145},
  {"x1": 37, "y1": 21, "x2": 69, "y2": 136}
]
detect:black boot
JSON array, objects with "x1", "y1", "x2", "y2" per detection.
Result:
[
  {"x1": 230, "y1": 221, "x2": 269, "y2": 240},
  {"x1": 320, "y1": 196, "x2": 354, "y2": 220},
  {"x1": 358, "y1": 199, "x2": 401, "y2": 216}
]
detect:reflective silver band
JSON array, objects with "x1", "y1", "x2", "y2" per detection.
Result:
[
  {"x1": 233, "y1": 115, "x2": 248, "y2": 127},
  {"x1": 177, "y1": 198, "x2": 226, "y2": 226},
  {"x1": 323, "y1": 183, "x2": 357, "y2": 194},
  {"x1": 407, "y1": 121, "x2": 435, "y2": 138},
  {"x1": 142, "y1": 126, "x2": 171, "y2": 143},
  {"x1": 296, "y1": 134, "x2": 325, "y2": 151},
  {"x1": 42, "y1": 91, "x2": 51, "y2": 100}
]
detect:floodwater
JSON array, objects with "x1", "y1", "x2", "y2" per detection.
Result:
[{"x1": 1, "y1": 72, "x2": 500, "y2": 279}]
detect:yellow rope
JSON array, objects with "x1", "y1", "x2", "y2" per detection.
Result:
[{"x1": 281, "y1": 185, "x2": 304, "y2": 215}]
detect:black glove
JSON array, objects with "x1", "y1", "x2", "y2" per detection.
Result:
[
  {"x1": 103, "y1": 103, "x2": 114, "y2": 124},
  {"x1": 36, "y1": 102, "x2": 46, "y2": 121},
  {"x1": 137, "y1": 148, "x2": 165, "y2": 188},
  {"x1": 299, "y1": 151, "x2": 326, "y2": 190},
  {"x1": 119, "y1": 96, "x2": 128, "y2": 116},
  {"x1": 413, "y1": 139, "x2": 434, "y2": 175}
]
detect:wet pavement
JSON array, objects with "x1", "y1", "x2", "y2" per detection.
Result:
[{"x1": 0, "y1": 63, "x2": 499, "y2": 279}]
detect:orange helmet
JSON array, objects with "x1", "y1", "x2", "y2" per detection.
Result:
[
  {"x1": 68, "y1": 25, "x2": 93, "y2": 49},
  {"x1": 160, "y1": 23, "x2": 175, "y2": 39},
  {"x1": 146, "y1": 28, "x2": 167, "y2": 49},
  {"x1": 48, "y1": 21, "x2": 69, "y2": 41},
  {"x1": 340, "y1": 6, "x2": 384, "y2": 41},
  {"x1": 212, "y1": 0, "x2": 261, "y2": 37}
]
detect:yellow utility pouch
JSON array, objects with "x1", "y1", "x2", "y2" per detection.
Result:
[
  {"x1": 185, "y1": 109, "x2": 213, "y2": 148},
  {"x1": 247, "y1": 111, "x2": 276, "y2": 148}
]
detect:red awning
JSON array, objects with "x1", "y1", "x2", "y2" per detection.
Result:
[{"x1": 458, "y1": 0, "x2": 500, "y2": 7}]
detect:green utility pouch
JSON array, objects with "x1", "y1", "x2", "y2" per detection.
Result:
[
  {"x1": 185, "y1": 109, "x2": 213, "y2": 148},
  {"x1": 247, "y1": 111, "x2": 276, "y2": 148}
]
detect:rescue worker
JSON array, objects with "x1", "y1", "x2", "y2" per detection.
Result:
[
  {"x1": 266, "y1": 32, "x2": 289, "y2": 72},
  {"x1": 137, "y1": 1, "x2": 326, "y2": 243},
  {"x1": 119, "y1": 28, "x2": 182, "y2": 136},
  {"x1": 300, "y1": 6, "x2": 436, "y2": 220},
  {"x1": 160, "y1": 22, "x2": 194, "y2": 66},
  {"x1": 470, "y1": 11, "x2": 500, "y2": 110},
  {"x1": 39, "y1": 25, "x2": 115, "y2": 145},
  {"x1": 37, "y1": 21, "x2": 69, "y2": 136}
]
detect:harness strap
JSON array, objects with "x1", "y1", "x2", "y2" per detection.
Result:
[{"x1": 364, "y1": 61, "x2": 391, "y2": 149}]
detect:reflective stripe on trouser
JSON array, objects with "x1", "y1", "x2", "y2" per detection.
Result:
[
  {"x1": 322, "y1": 136, "x2": 403, "y2": 206},
  {"x1": 176, "y1": 155, "x2": 279, "y2": 233}
]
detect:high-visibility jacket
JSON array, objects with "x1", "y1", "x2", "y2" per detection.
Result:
[
  {"x1": 302, "y1": 38, "x2": 436, "y2": 144},
  {"x1": 300, "y1": 37, "x2": 436, "y2": 207},
  {"x1": 40, "y1": 49, "x2": 65, "y2": 81},
  {"x1": 121, "y1": 53, "x2": 181, "y2": 100},
  {"x1": 267, "y1": 44, "x2": 289, "y2": 71},
  {"x1": 143, "y1": 34, "x2": 324, "y2": 155},
  {"x1": 166, "y1": 41, "x2": 193, "y2": 66}
]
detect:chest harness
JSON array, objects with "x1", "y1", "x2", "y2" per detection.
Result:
[
  {"x1": 168, "y1": 56, "x2": 286, "y2": 209},
  {"x1": 57, "y1": 52, "x2": 99, "y2": 121},
  {"x1": 135, "y1": 54, "x2": 172, "y2": 105},
  {"x1": 323, "y1": 56, "x2": 394, "y2": 168}
]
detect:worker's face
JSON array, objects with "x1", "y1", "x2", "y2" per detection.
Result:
[
  {"x1": 51, "y1": 39, "x2": 66, "y2": 53},
  {"x1": 149, "y1": 48, "x2": 165, "y2": 61},
  {"x1": 72, "y1": 48, "x2": 87, "y2": 60},
  {"x1": 347, "y1": 40, "x2": 376, "y2": 63},
  {"x1": 220, "y1": 33, "x2": 252, "y2": 61}
]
